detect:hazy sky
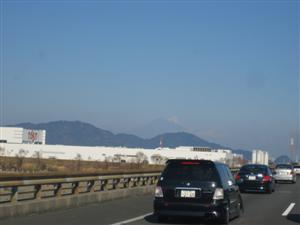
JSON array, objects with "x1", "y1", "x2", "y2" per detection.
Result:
[{"x1": 0, "y1": 0, "x2": 299, "y2": 158}]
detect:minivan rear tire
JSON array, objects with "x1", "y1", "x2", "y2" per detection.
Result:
[
  {"x1": 156, "y1": 214, "x2": 168, "y2": 223},
  {"x1": 218, "y1": 204, "x2": 230, "y2": 224},
  {"x1": 236, "y1": 195, "x2": 243, "y2": 218},
  {"x1": 236, "y1": 201, "x2": 241, "y2": 218}
]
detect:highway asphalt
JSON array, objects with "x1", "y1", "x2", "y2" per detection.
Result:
[{"x1": 0, "y1": 179, "x2": 299, "y2": 225}]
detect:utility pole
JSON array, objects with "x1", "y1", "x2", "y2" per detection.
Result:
[
  {"x1": 289, "y1": 138, "x2": 295, "y2": 163},
  {"x1": 160, "y1": 137, "x2": 163, "y2": 149}
]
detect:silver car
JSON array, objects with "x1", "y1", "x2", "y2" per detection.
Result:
[
  {"x1": 274, "y1": 164, "x2": 296, "y2": 183},
  {"x1": 294, "y1": 165, "x2": 300, "y2": 175}
]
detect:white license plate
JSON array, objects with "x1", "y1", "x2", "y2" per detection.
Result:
[
  {"x1": 180, "y1": 190, "x2": 196, "y2": 198},
  {"x1": 248, "y1": 175, "x2": 256, "y2": 180}
]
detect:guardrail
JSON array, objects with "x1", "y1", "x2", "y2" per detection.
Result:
[
  {"x1": 0, "y1": 172, "x2": 161, "y2": 204},
  {"x1": 0, "y1": 167, "x2": 240, "y2": 204}
]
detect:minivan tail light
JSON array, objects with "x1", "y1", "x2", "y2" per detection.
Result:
[
  {"x1": 155, "y1": 186, "x2": 164, "y2": 198},
  {"x1": 180, "y1": 161, "x2": 200, "y2": 165},
  {"x1": 213, "y1": 188, "x2": 224, "y2": 200}
]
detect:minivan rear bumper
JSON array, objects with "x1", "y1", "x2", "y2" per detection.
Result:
[{"x1": 153, "y1": 198, "x2": 226, "y2": 218}]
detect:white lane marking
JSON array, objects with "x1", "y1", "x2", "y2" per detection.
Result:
[
  {"x1": 282, "y1": 203, "x2": 295, "y2": 216},
  {"x1": 110, "y1": 212, "x2": 153, "y2": 225}
]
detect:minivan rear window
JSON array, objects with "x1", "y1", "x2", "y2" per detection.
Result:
[
  {"x1": 162, "y1": 161, "x2": 219, "y2": 182},
  {"x1": 240, "y1": 165, "x2": 267, "y2": 174},
  {"x1": 276, "y1": 164, "x2": 292, "y2": 169}
]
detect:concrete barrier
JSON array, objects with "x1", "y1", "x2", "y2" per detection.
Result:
[
  {"x1": 0, "y1": 185, "x2": 155, "y2": 219},
  {"x1": 0, "y1": 173, "x2": 160, "y2": 219}
]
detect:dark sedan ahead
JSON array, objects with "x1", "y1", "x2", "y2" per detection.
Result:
[{"x1": 235, "y1": 164, "x2": 275, "y2": 194}]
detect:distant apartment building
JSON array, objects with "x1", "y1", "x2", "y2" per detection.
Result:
[{"x1": 252, "y1": 149, "x2": 269, "y2": 165}]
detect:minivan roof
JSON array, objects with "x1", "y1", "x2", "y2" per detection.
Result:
[
  {"x1": 166, "y1": 159, "x2": 225, "y2": 166},
  {"x1": 243, "y1": 164, "x2": 268, "y2": 167}
]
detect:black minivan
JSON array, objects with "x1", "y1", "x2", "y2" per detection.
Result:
[{"x1": 154, "y1": 160, "x2": 243, "y2": 224}]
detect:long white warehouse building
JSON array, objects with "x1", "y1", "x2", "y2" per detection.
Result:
[
  {"x1": 0, "y1": 143, "x2": 241, "y2": 165},
  {"x1": 0, "y1": 127, "x2": 244, "y2": 166}
]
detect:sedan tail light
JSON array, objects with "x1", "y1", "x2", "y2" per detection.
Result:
[
  {"x1": 235, "y1": 173, "x2": 241, "y2": 181},
  {"x1": 155, "y1": 186, "x2": 164, "y2": 198},
  {"x1": 262, "y1": 175, "x2": 271, "y2": 182}
]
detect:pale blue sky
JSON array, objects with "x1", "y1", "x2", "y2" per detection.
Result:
[{"x1": 0, "y1": 0, "x2": 299, "y2": 157}]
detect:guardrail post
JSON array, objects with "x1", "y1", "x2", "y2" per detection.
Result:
[
  {"x1": 35, "y1": 184, "x2": 42, "y2": 200},
  {"x1": 93, "y1": 180, "x2": 101, "y2": 192},
  {"x1": 122, "y1": 178, "x2": 129, "y2": 188},
  {"x1": 107, "y1": 179, "x2": 114, "y2": 190},
  {"x1": 146, "y1": 177, "x2": 152, "y2": 185},
  {"x1": 10, "y1": 186, "x2": 18, "y2": 203},
  {"x1": 149, "y1": 177, "x2": 154, "y2": 185},
  {"x1": 129, "y1": 178, "x2": 136, "y2": 188},
  {"x1": 154, "y1": 176, "x2": 159, "y2": 184},
  {"x1": 54, "y1": 184, "x2": 63, "y2": 197},
  {"x1": 88, "y1": 181, "x2": 95, "y2": 192},
  {"x1": 113, "y1": 179, "x2": 120, "y2": 189},
  {"x1": 138, "y1": 177, "x2": 144, "y2": 186},
  {"x1": 116, "y1": 179, "x2": 123, "y2": 189},
  {"x1": 137, "y1": 177, "x2": 141, "y2": 186},
  {"x1": 143, "y1": 177, "x2": 147, "y2": 186},
  {"x1": 101, "y1": 180, "x2": 108, "y2": 191},
  {"x1": 73, "y1": 182, "x2": 80, "y2": 194}
]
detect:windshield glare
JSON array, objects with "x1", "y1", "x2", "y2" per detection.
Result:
[
  {"x1": 240, "y1": 165, "x2": 267, "y2": 174},
  {"x1": 162, "y1": 162, "x2": 218, "y2": 182}
]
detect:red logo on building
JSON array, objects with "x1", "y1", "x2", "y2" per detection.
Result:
[{"x1": 28, "y1": 130, "x2": 38, "y2": 142}]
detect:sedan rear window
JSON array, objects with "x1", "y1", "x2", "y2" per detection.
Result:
[
  {"x1": 276, "y1": 165, "x2": 292, "y2": 169},
  {"x1": 240, "y1": 165, "x2": 267, "y2": 174},
  {"x1": 162, "y1": 161, "x2": 219, "y2": 182}
]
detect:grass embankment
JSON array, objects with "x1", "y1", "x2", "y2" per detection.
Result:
[{"x1": 0, "y1": 156, "x2": 164, "y2": 180}]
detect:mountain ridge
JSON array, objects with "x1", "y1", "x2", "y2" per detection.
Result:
[
  {"x1": 10, "y1": 120, "x2": 251, "y2": 160},
  {"x1": 131, "y1": 117, "x2": 186, "y2": 138}
]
